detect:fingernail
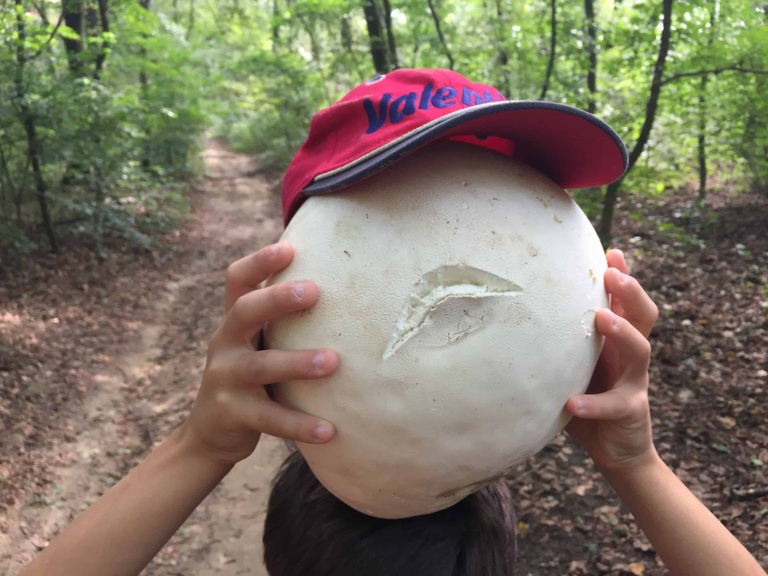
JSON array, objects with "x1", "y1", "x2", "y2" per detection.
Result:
[
  {"x1": 292, "y1": 282, "x2": 305, "y2": 301},
  {"x1": 571, "y1": 398, "x2": 587, "y2": 416},
  {"x1": 269, "y1": 243, "x2": 283, "y2": 259},
  {"x1": 619, "y1": 271, "x2": 629, "y2": 284},
  {"x1": 312, "y1": 352, "x2": 327, "y2": 371},
  {"x1": 312, "y1": 423, "x2": 333, "y2": 442}
]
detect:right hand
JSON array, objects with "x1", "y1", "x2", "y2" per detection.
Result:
[
  {"x1": 565, "y1": 250, "x2": 660, "y2": 472},
  {"x1": 180, "y1": 242, "x2": 339, "y2": 465}
]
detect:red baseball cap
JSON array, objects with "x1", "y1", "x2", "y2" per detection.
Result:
[{"x1": 282, "y1": 68, "x2": 628, "y2": 224}]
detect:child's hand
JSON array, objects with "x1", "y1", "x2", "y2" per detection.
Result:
[
  {"x1": 565, "y1": 250, "x2": 659, "y2": 472},
  {"x1": 180, "y1": 242, "x2": 339, "y2": 465}
]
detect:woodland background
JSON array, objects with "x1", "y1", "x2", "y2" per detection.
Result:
[
  {"x1": 2, "y1": 0, "x2": 768, "y2": 251},
  {"x1": 1, "y1": 0, "x2": 767, "y2": 574}
]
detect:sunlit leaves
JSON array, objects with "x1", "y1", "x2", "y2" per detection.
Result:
[{"x1": 1, "y1": 0, "x2": 766, "y2": 252}]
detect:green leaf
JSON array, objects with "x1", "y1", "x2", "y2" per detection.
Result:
[{"x1": 58, "y1": 25, "x2": 82, "y2": 41}]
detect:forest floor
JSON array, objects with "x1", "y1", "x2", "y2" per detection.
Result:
[{"x1": 1, "y1": 141, "x2": 767, "y2": 575}]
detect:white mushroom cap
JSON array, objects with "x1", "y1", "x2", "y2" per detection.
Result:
[{"x1": 265, "y1": 142, "x2": 608, "y2": 519}]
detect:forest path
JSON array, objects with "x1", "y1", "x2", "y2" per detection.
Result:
[
  {"x1": 4, "y1": 141, "x2": 288, "y2": 575},
  {"x1": 138, "y1": 141, "x2": 290, "y2": 576}
]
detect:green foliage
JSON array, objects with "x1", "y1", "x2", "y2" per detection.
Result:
[
  {"x1": 194, "y1": 0, "x2": 768, "y2": 194},
  {"x1": 2, "y1": 0, "x2": 767, "y2": 254},
  {"x1": 224, "y1": 52, "x2": 329, "y2": 169},
  {"x1": 0, "y1": 0, "x2": 205, "y2": 253},
  {"x1": 51, "y1": 170, "x2": 190, "y2": 251},
  {"x1": 0, "y1": 221, "x2": 37, "y2": 253},
  {"x1": 655, "y1": 220, "x2": 705, "y2": 249},
  {"x1": 571, "y1": 187, "x2": 604, "y2": 222}
]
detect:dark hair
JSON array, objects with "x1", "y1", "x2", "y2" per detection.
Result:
[{"x1": 263, "y1": 451, "x2": 517, "y2": 576}]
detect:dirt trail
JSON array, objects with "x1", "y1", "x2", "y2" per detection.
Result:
[{"x1": 3, "y1": 141, "x2": 289, "y2": 575}]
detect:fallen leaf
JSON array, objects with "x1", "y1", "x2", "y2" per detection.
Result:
[
  {"x1": 567, "y1": 560, "x2": 588, "y2": 574},
  {"x1": 716, "y1": 416, "x2": 737, "y2": 430}
]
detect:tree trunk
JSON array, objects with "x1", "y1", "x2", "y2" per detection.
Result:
[
  {"x1": 139, "y1": 0, "x2": 152, "y2": 170},
  {"x1": 697, "y1": 1, "x2": 718, "y2": 206},
  {"x1": 186, "y1": 0, "x2": 195, "y2": 40},
  {"x1": 494, "y1": 0, "x2": 511, "y2": 96},
  {"x1": 272, "y1": 0, "x2": 281, "y2": 51},
  {"x1": 93, "y1": 0, "x2": 110, "y2": 80},
  {"x1": 426, "y1": 0, "x2": 454, "y2": 70},
  {"x1": 60, "y1": 0, "x2": 106, "y2": 184},
  {"x1": 296, "y1": 13, "x2": 321, "y2": 63},
  {"x1": 341, "y1": 14, "x2": 352, "y2": 52},
  {"x1": 381, "y1": 0, "x2": 398, "y2": 69},
  {"x1": 0, "y1": 142, "x2": 20, "y2": 222},
  {"x1": 62, "y1": 0, "x2": 85, "y2": 77},
  {"x1": 15, "y1": 0, "x2": 58, "y2": 252},
  {"x1": 363, "y1": 0, "x2": 390, "y2": 73},
  {"x1": 92, "y1": 0, "x2": 109, "y2": 244},
  {"x1": 697, "y1": 74, "x2": 708, "y2": 205},
  {"x1": 598, "y1": 0, "x2": 673, "y2": 246},
  {"x1": 539, "y1": 0, "x2": 557, "y2": 100},
  {"x1": 584, "y1": 0, "x2": 597, "y2": 113}
]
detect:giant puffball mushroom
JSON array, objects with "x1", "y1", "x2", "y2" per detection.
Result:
[{"x1": 265, "y1": 141, "x2": 609, "y2": 519}]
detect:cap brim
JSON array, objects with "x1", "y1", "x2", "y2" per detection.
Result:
[{"x1": 302, "y1": 100, "x2": 628, "y2": 197}]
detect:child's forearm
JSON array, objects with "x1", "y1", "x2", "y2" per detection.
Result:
[
  {"x1": 601, "y1": 453, "x2": 766, "y2": 576},
  {"x1": 20, "y1": 426, "x2": 234, "y2": 576}
]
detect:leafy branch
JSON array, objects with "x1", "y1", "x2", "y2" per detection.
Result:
[
  {"x1": 28, "y1": 13, "x2": 64, "y2": 60},
  {"x1": 661, "y1": 63, "x2": 768, "y2": 86}
]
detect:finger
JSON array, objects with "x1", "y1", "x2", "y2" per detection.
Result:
[
  {"x1": 238, "y1": 400, "x2": 336, "y2": 444},
  {"x1": 225, "y1": 243, "x2": 294, "y2": 312},
  {"x1": 605, "y1": 249, "x2": 630, "y2": 274},
  {"x1": 565, "y1": 386, "x2": 647, "y2": 421},
  {"x1": 595, "y1": 309, "x2": 651, "y2": 382},
  {"x1": 225, "y1": 280, "x2": 319, "y2": 343},
  {"x1": 603, "y1": 268, "x2": 658, "y2": 338},
  {"x1": 230, "y1": 348, "x2": 339, "y2": 387},
  {"x1": 585, "y1": 340, "x2": 617, "y2": 395}
]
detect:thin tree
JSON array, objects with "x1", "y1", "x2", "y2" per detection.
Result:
[
  {"x1": 272, "y1": 0, "x2": 280, "y2": 51},
  {"x1": 598, "y1": 0, "x2": 673, "y2": 245},
  {"x1": 363, "y1": 0, "x2": 390, "y2": 73},
  {"x1": 382, "y1": 0, "x2": 399, "y2": 69},
  {"x1": 584, "y1": 0, "x2": 597, "y2": 113},
  {"x1": 0, "y1": 137, "x2": 29, "y2": 223},
  {"x1": 62, "y1": 0, "x2": 111, "y2": 186},
  {"x1": 697, "y1": 1, "x2": 718, "y2": 206},
  {"x1": 341, "y1": 14, "x2": 352, "y2": 52},
  {"x1": 62, "y1": 0, "x2": 85, "y2": 76},
  {"x1": 139, "y1": 0, "x2": 152, "y2": 170},
  {"x1": 14, "y1": 0, "x2": 58, "y2": 252},
  {"x1": 93, "y1": 0, "x2": 111, "y2": 80},
  {"x1": 493, "y1": 0, "x2": 512, "y2": 96},
  {"x1": 539, "y1": 0, "x2": 557, "y2": 100},
  {"x1": 90, "y1": 0, "x2": 111, "y2": 251},
  {"x1": 186, "y1": 0, "x2": 195, "y2": 40},
  {"x1": 426, "y1": 0, "x2": 454, "y2": 70}
]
